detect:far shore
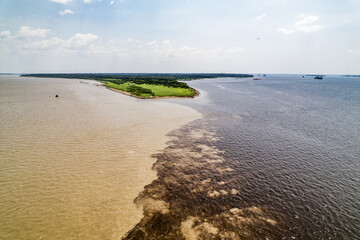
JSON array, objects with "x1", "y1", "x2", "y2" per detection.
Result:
[{"x1": 22, "y1": 73, "x2": 253, "y2": 99}]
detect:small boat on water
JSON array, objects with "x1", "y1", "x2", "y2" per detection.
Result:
[
  {"x1": 314, "y1": 75, "x2": 323, "y2": 79},
  {"x1": 253, "y1": 77, "x2": 261, "y2": 80}
]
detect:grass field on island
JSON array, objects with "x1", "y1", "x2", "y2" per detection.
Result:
[{"x1": 104, "y1": 81, "x2": 196, "y2": 98}]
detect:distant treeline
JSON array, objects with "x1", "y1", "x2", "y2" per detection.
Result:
[
  {"x1": 21, "y1": 73, "x2": 254, "y2": 80},
  {"x1": 21, "y1": 73, "x2": 254, "y2": 89}
]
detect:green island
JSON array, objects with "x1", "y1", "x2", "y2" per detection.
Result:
[{"x1": 21, "y1": 73, "x2": 254, "y2": 98}]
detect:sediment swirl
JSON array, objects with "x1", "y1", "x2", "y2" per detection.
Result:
[{"x1": 124, "y1": 122, "x2": 280, "y2": 240}]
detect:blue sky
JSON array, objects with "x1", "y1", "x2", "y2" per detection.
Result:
[{"x1": 0, "y1": 0, "x2": 359, "y2": 74}]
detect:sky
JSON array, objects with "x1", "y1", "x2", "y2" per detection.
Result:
[{"x1": 0, "y1": 0, "x2": 359, "y2": 74}]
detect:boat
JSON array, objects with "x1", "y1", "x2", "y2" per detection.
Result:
[
  {"x1": 314, "y1": 75, "x2": 323, "y2": 79},
  {"x1": 253, "y1": 77, "x2": 261, "y2": 80}
]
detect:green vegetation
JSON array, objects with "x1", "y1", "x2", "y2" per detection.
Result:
[
  {"x1": 106, "y1": 82, "x2": 155, "y2": 98},
  {"x1": 139, "y1": 84, "x2": 195, "y2": 97},
  {"x1": 105, "y1": 81, "x2": 195, "y2": 98},
  {"x1": 21, "y1": 73, "x2": 253, "y2": 98}
]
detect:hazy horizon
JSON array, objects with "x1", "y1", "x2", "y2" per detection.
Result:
[
  {"x1": 1, "y1": 73, "x2": 359, "y2": 76},
  {"x1": 1, "y1": 0, "x2": 359, "y2": 74}
]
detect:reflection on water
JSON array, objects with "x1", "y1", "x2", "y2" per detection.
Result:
[{"x1": 0, "y1": 76, "x2": 200, "y2": 239}]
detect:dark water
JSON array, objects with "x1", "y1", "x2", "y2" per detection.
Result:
[{"x1": 125, "y1": 75, "x2": 360, "y2": 239}]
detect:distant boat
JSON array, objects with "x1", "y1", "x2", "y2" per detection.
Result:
[
  {"x1": 314, "y1": 75, "x2": 323, "y2": 79},
  {"x1": 253, "y1": 77, "x2": 261, "y2": 80}
]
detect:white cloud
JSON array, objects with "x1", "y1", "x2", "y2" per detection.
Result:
[
  {"x1": 19, "y1": 33, "x2": 244, "y2": 61},
  {"x1": 67, "y1": 33, "x2": 98, "y2": 48},
  {"x1": 0, "y1": 30, "x2": 11, "y2": 39},
  {"x1": 24, "y1": 37, "x2": 64, "y2": 50},
  {"x1": 18, "y1": 26, "x2": 50, "y2": 39},
  {"x1": 5, "y1": 25, "x2": 245, "y2": 69},
  {"x1": 84, "y1": 0, "x2": 106, "y2": 3},
  {"x1": 276, "y1": 28, "x2": 294, "y2": 34},
  {"x1": 3, "y1": 30, "x2": 250, "y2": 72},
  {"x1": 110, "y1": 0, "x2": 126, "y2": 5},
  {"x1": 224, "y1": 47, "x2": 243, "y2": 55},
  {"x1": 294, "y1": 15, "x2": 319, "y2": 26},
  {"x1": 147, "y1": 41, "x2": 157, "y2": 46},
  {"x1": 59, "y1": 9, "x2": 74, "y2": 15},
  {"x1": 256, "y1": 14, "x2": 266, "y2": 20},
  {"x1": 296, "y1": 25, "x2": 323, "y2": 33},
  {"x1": 19, "y1": 31, "x2": 98, "y2": 52},
  {"x1": 50, "y1": 0, "x2": 72, "y2": 3},
  {"x1": 277, "y1": 14, "x2": 323, "y2": 34}
]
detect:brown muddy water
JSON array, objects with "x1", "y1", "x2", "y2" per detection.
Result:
[{"x1": 0, "y1": 75, "x2": 200, "y2": 239}]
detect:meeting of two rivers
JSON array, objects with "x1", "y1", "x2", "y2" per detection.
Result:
[{"x1": 0, "y1": 75, "x2": 359, "y2": 239}]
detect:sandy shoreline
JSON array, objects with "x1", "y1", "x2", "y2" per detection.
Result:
[{"x1": 0, "y1": 76, "x2": 202, "y2": 239}]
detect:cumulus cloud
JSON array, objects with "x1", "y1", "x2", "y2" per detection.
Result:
[
  {"x1": 148, "y1": 41, "x2": 157, "y2": 46},
  {"x1": 277, "y1": 28, "x2": 294, "y2": 34},
  {"x1": 277, "y1": 14, "x2": 323, "y2": 34},
  {"x1": 294, "y1": 15, "x2": 319, "y2": 26},
  {"x1": 6, "y1": 25, "x2": 244, "y2": 69},
  {"x1": 24, "y1": 37, "x2": 64, "y2": 50},
  {"x1": 50, "y1": 0, "x2": 72, "y2": 3},
  {"x1": 0, "y1": 30, "x2": 11, "y2": 39},
  {"x1": 67, "y1": 33, "x2": 98, "y2": 48},
  {"x1": 3, "y1": 28, "x2": 248, "y2": 72},
  {"x1": 296, "y1": 25, "x2": 323, "y2": 33},
  {"x1": 256, "y1": 14, "x2": 266, "y2": 20},
  {"x1": 59, "y1": 9, "x2": 74, "y2": 15},
  {"x1": 110, "y1": 0, "x2": 126, "y2": 5},
  {"x1": 18, "y1": 26, "x2": 50, "y2": 39},
  {"x1": 15, "y1": 28, "x2": 98, "y2": 53}
]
